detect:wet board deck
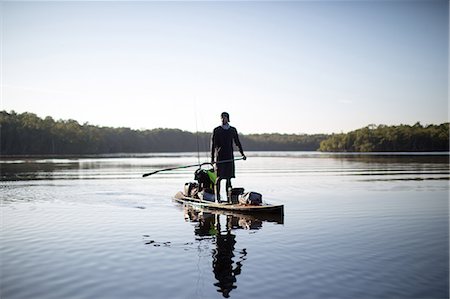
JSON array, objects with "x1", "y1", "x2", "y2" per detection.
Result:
[{"x1": 174, "y1": 191, "x2": 284, "y2": 215}]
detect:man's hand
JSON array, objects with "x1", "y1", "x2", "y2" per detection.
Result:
[{"x1": 242, "y1": 155, "x2": 247, "y2": 161}]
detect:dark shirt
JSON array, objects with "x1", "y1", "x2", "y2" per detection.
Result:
[
  {"x1": 211, "y1": 126, "x2": 244, "y2": 178},
  {"x1": 211, "y1": 126, "x2": 244, "y2": 161}
]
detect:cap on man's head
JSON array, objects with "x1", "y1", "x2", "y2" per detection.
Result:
[{"x1": 221, "y1": 112, "x2": 230, "y2": 121}]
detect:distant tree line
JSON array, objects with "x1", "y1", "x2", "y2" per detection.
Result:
[
  {"x1": 1, "y1": 111, "x2": 448, "y2": 155},
  {"x1": 244, "y1": 133, "x2": 327, "y2": 151},
  {"x1": 0, "y1": 111, "x2": 327, "y2": 155},
  {"x1": 319, "y1": 123, "x2": 449, "y2": 152}
]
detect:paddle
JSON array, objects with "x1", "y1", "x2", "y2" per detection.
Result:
[{"x1": 142, "y1": 156, "x2": 245, "y2": 177}]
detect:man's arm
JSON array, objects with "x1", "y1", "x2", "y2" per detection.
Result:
[
  {"x1": 233, "y1": 128, "x2": 246, "y2": 160},
  {"x1": 211, "y1": 129, "x2": 216, "y2": 163}
]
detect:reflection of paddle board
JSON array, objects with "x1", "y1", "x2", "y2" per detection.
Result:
[{"x1": 183, "y1": 204, "x2": 284, "y2": 226}]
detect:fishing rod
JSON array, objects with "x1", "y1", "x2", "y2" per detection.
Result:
[{"x1": 142, "y1": 156, "x2": 245, "y2": 177}]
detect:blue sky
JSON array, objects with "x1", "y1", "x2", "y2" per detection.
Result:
[{"x1": 1, "y1": 0, "x2": 448, "y2": 134}]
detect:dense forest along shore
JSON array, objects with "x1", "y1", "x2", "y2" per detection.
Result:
[{"x1": 1, "y1": 111, "x2": 448, "y2": 155}]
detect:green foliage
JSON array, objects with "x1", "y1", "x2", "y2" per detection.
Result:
[
  {"x1": 0, "y1": 111, "x2": 327, "y2": 155},
  {"x1": 241, "y1": 133, "x2": 328, "y2": 151},
  {"x1": 1, "y1": 111, "x2": 447, "y2": 155},
  {"x1": 319, "y1": 123, "x2": 449, "y2": 152}
]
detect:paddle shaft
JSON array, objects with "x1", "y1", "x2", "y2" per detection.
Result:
[{"x1": 142, "y1": 156, "x2": 244, "y2": 177}]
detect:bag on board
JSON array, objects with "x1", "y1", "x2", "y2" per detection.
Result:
[
  {"x1": 184, "y1": 182, "x2": 198, "y2": 197},
  {"x1": 198, "y1": 190, "x2": 215, "y2": 202},
  {"x1": 229, "y1": 187, "x2": 245, "y2": 204},
  {"x1": 194, "y1": 168, "x2": 216, "y2": 191},
  {"x1": 238, "y1": 191, "x2": 262, "y2": 206}
]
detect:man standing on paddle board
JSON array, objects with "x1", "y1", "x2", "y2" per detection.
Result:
[{"x1": 211, "y1": 112, "x2": 246, "y2": 203}]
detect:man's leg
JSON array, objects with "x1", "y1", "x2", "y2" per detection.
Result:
[
  {"x1": 215, "y1": 178, "x2": 222, "y2": 202},
  {"x1": 226, "y1": 179, "x2": 232, "y2": 203}
]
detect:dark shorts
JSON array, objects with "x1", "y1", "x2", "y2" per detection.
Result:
[{"x1": 217, "y1": 161, "x2": 235, "y2": 179}]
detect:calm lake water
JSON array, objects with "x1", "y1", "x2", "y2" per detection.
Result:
[{"x1": 1, "y1": 152, "x2": 449, "y2": 299}]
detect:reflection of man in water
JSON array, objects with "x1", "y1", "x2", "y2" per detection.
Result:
[
  {"x1": 213, "y1": 230, "x2": 240, "y2": 297},
  {"x1": 189, "y1": 210, "x2": 249, "y2": 298},
  {"x1": 212, "y1": 215, "x2": 245, "y2": 298}
]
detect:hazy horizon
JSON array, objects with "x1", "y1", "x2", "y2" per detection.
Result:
[{"x1": 2, "y1": 1, "x2": 448, "y2": 134}]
